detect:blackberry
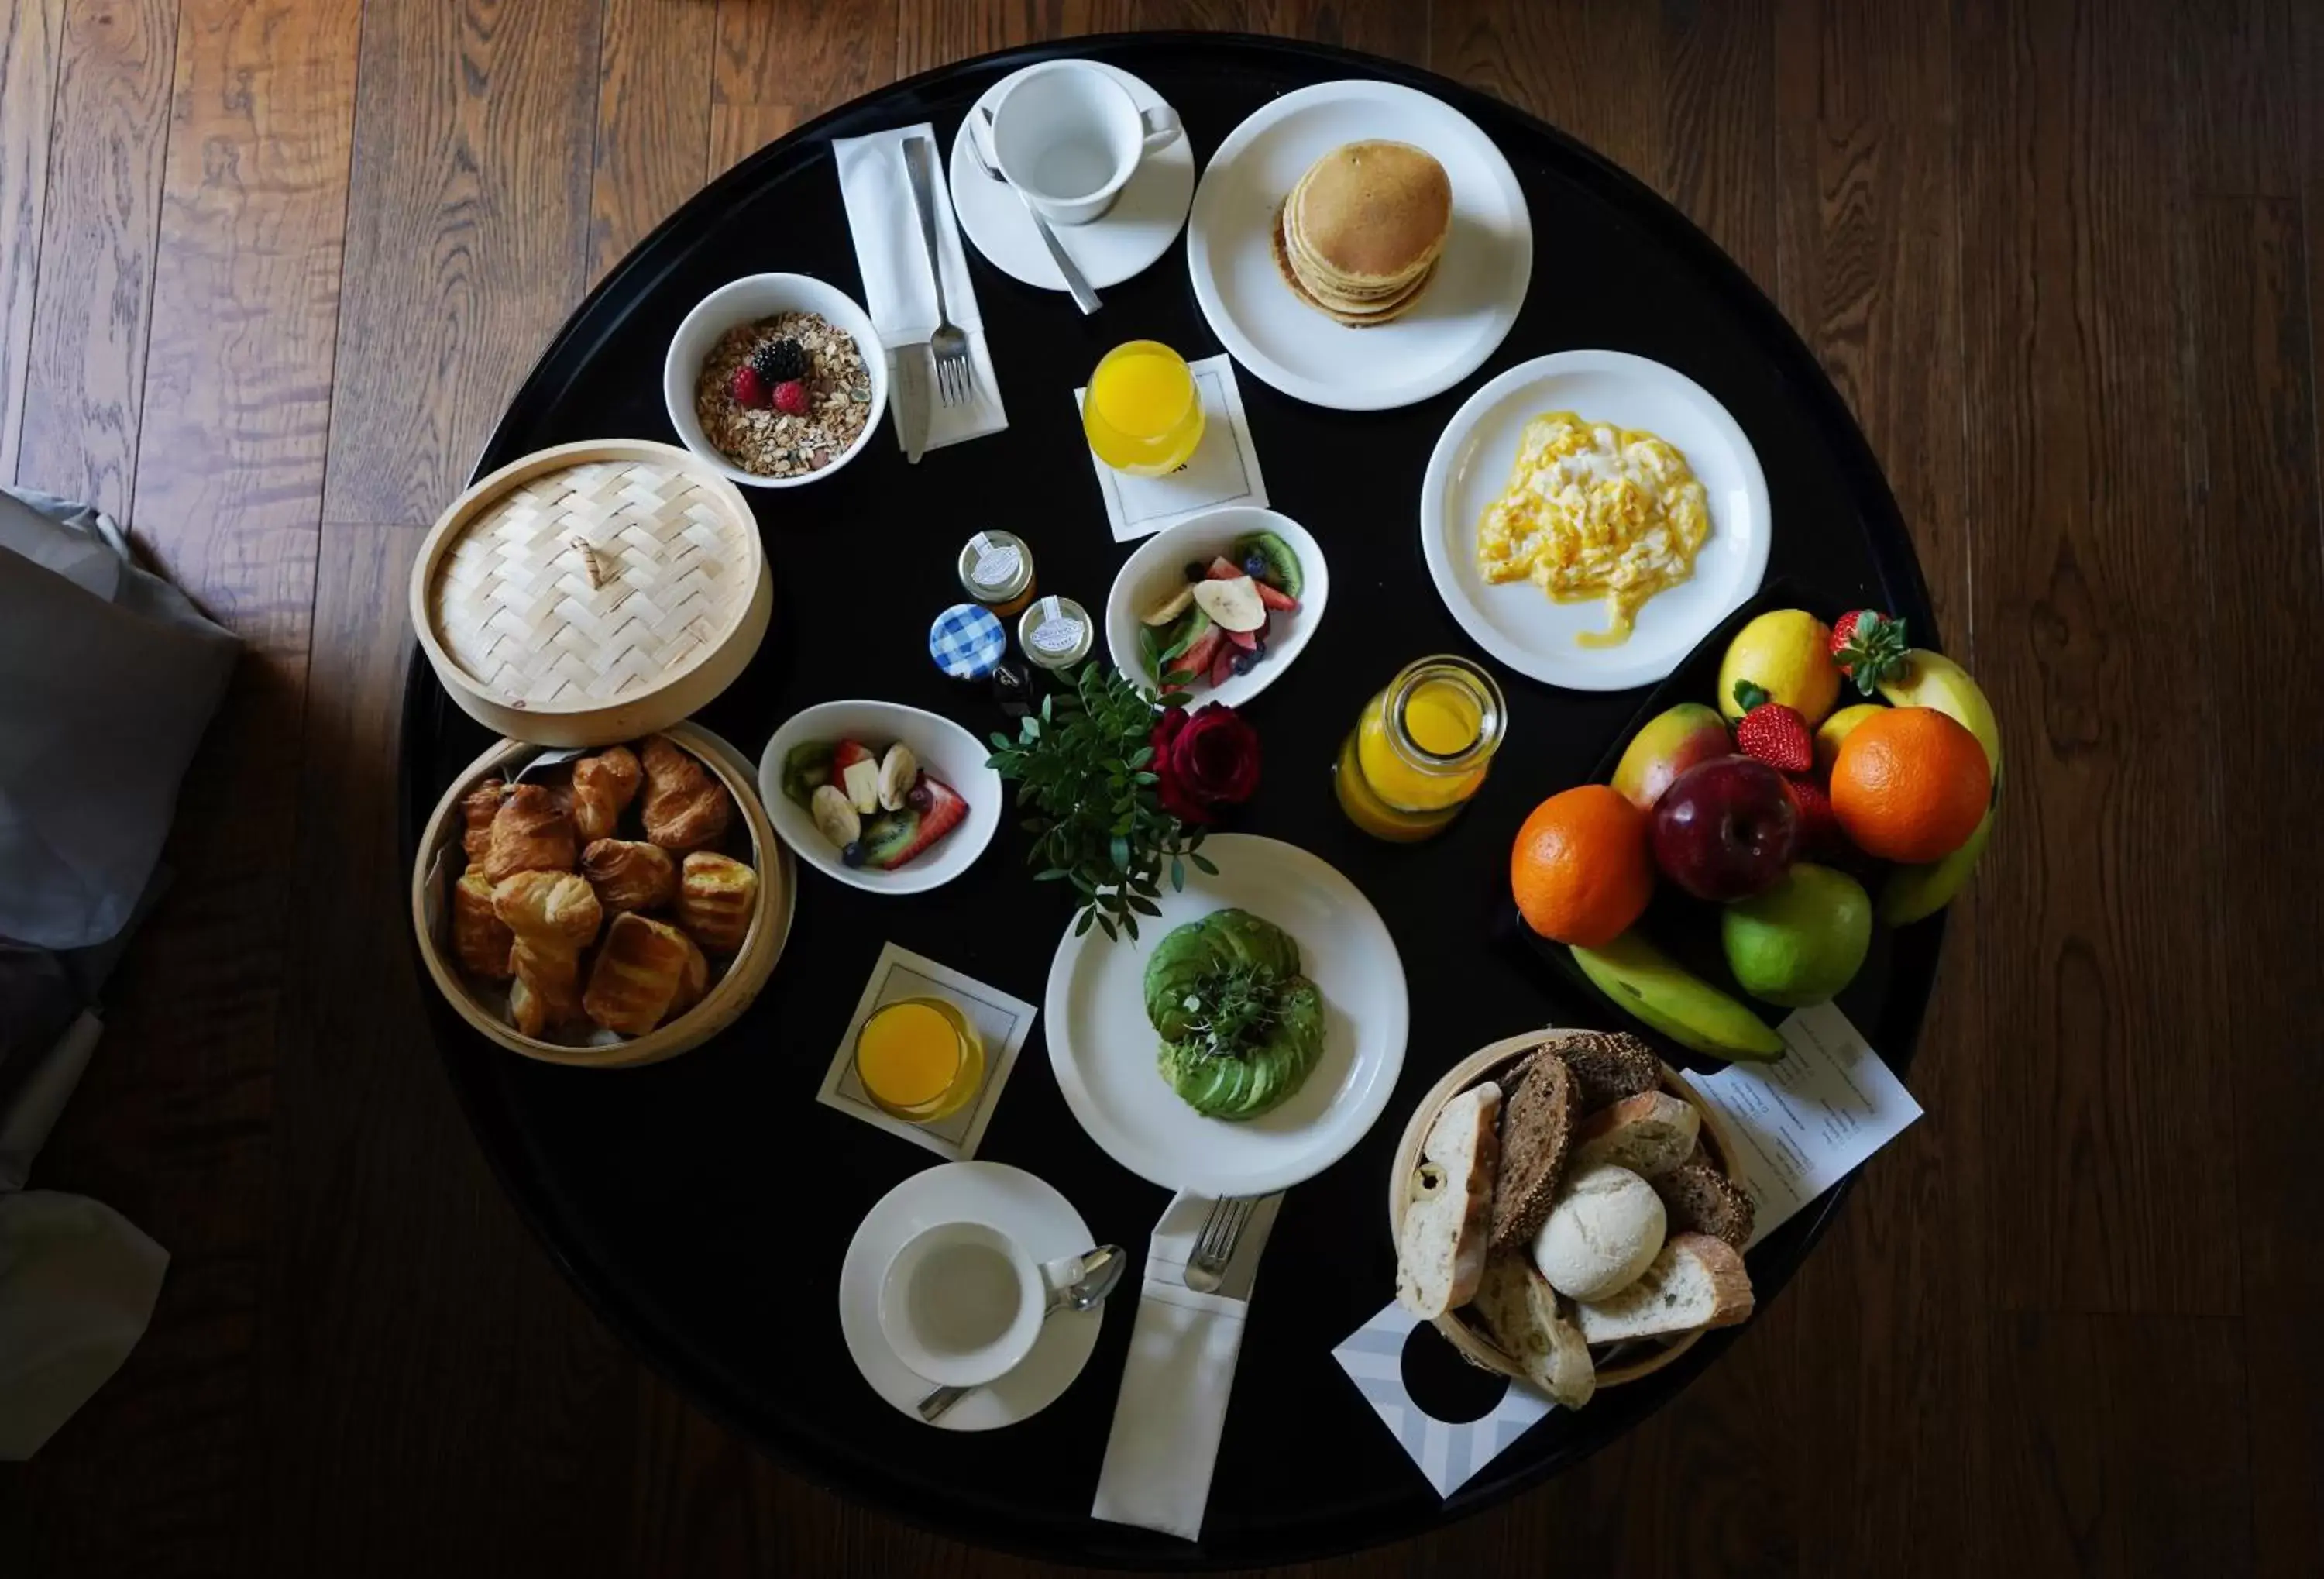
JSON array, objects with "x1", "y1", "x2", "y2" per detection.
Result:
[{"x1": 751, "y1": 338, "x2": 806, "y2": 384}]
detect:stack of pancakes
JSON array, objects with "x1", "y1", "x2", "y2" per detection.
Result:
[{"x1": 1274, "y1": 141, "x2": 1452, "y2": 328}]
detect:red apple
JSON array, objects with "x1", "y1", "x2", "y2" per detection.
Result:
[
  {"x1": 1611, "y1": 702, "x2": 1731, "y2": 811},
  {"x1": 1651, "y1": 756, "x2": 1800, "y2": 901}
]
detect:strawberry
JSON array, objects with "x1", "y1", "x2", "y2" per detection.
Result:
[
  {"x1": 1252, "y1": 580, "x2": 1300, "y2": 613},
  {"x1": 772, "y1": 379, "x2": 810, "y2": 417},
  {"x1": 729, "y1": 365, "x2": 770, "y2": 408},
  {"x1": 1208, "y1": 640, "x2": 1237, "y2": 688},
  {"x1": 863, "y1": 776, "x2": 968, "y2": 870},
  {"x1": 1784, "y1": 775, "x2": 1842, "y2": 855},
  {"x1": 1732, "y1": 682, "x2": 1814, "y2": 773},
  {"x1": 1226, "y1": 627, "x2": 1260, "y2": 651},
  {"x1": 1167, "y1": 627, "x2": 1224, "y2": 683},
  {"x1": 830, "y1": 739, "x2": 875, "y2": 773},
  {"x1": 1828, "y1": 608, "x2": 1910, "y2": 695},
  {"x1": 1206, "y1": 556, "x2": 1243, "y2": 581}
]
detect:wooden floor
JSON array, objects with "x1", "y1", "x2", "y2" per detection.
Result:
[{"x1": 3, "y1": 1, "x2": 2318, "y2": 1574}]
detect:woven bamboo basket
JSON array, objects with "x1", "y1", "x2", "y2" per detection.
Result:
[
  {"x1": 410, "y1": 723, "x2": 791, "y2": 1068},
  {"x1": 1386, "y1": 1030, "x2": 1745, "y2": 1392},
  {"x1": 409, "y1": 439, "x2": 772, "y2": 747}
]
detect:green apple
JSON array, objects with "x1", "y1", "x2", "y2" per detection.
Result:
[
  {"x1": 1721, "y1": 863, "x2": 1872, "y2": 1007},
  {"x1": 1611, "y1": 702, "x2": 1730, "y2": 811}
]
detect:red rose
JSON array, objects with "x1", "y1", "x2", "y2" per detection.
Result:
[{"x1": 1150, "y1": 703, "x2": 1261, "y2": 824}]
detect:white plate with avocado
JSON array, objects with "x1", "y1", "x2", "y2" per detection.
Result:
[{"x1": 1043, "y1": 834, "x2": 1409, "y2": 1195}]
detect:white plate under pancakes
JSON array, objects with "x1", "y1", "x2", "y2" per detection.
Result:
[{"x1": 1187, "y1": 80, "x2": 1533, "y2": 411}]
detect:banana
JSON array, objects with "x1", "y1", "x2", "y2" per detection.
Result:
[
  {"x1": 1570, "y1": 932, "x2": 1786, "y2": 1061},
  {"x1": 1875, "y1": 648, "x2": 2002, "y2": 920}
]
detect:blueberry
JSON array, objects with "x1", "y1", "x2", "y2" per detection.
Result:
[
  {"x1": 1252, "y1": 634, "x2": 1268, "y2": 659},
  {"x1": 1183, "y1": 560, "x2": 1207, "y2": 583},
  {"x1": 1232, "y1": 650, "x2": 1256, "y2": 676},
  {"x1": 907, "y1": 783, "x2": 933, "y2": 812},
  {"x1": 1243, "y1": 552, "x2": 1268, "y2": 580},
  {"x1": 841, "y1": 840, "x2": 866, "y2": 867}
]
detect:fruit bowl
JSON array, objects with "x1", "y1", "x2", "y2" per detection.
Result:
[
  {"x1": 756, "y1": 701, "x2": 1002, "y2": 894},
  {"x1": 663, "y1": 272, "x2": 889, "y2": 490},
  {"x1": 1102, "y1": 505, "x2": 1329, "y2": 713}
]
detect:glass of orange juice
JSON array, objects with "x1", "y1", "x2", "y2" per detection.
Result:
[
  {"x1": 1334, "y1": 656, "x2": 1508, "y2": 841},
  {"x1": 1082, "y1": 340, "x2": 1205, "y2": 475},
  {"x1": 854, "y1": 997, "x2": 985, "y2": 1123}
]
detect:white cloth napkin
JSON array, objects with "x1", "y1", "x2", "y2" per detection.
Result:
[
  {"x1": 1092, "y1": 1191, "x2": 1284, "y2": 1541},
  {"x1": 831, "y1": 126, "x2": 1008, "y2": 453}
]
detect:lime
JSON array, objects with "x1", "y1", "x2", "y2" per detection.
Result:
[{"x1": 1720, "y1": 863, "x2": 1872, "y2": 1007}]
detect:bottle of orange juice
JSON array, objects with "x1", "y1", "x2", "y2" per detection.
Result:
[
  {"x1": 1083, "y1": 341, "x2": 1205, "y2": 476},
  {"x1": 1334, "y1": 657, "x2": 1508, "y2": 841},
  {"x1": 854, "y1": 997, "x2": 985, "y2": 1122}
]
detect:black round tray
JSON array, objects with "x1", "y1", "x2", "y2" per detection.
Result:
[{"x1": 397, "y1": 33, "x2": 1937, "y2": 1570}]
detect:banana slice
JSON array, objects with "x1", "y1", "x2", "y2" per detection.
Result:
[
  {"x1": 810, "y1": 783, "x2": 861, "y2": 848},
  {"x1": 1191, "y1": 576, "x2": 1267, "y2": 633},
  {"x1": 877, "y1": 743, "x2": 917, "y2": 812}
]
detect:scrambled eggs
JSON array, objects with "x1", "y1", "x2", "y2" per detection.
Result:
[{"x1": 1475, "y1": 411, "x2": 1710, "y2": 646}]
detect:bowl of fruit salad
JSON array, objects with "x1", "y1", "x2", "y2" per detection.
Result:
[
  {"x1": 1103, "y1": 505, "x2": 1328, "y2": 713},
  {"x1": 757, "y1": 701, "x2": 1001, "y2": 894}
]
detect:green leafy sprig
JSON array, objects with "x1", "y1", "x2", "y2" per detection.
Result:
[
  {"x1": 986, "y1": 662, "x2": 1215, "y2": 942},
  {"x1": 1171, "y1": 959, "x2": 1281, "y2": 1059}
]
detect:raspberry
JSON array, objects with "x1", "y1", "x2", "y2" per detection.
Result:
[
  {"x1": 772, "y1": 380, "x2": 810, "y2": 417},
  {"x1": 728, "y1": 365, "x2": 769, "y2": 408}
]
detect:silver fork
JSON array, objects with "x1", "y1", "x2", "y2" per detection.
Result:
[
  {"x1": 1183, "y1": 1196, "x2": 1256, "y2": 1294},
  {"x1": 902, "y1": 135, "x2": 974, "y2": 407},
  {"x1": 971, "y1": 108, "x2": 1101, "y2": 315}
]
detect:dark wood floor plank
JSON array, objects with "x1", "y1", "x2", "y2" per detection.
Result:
[
  {"x1": 590, "y1": 0, "x2": 717, "y2": 285},
  {"x1": 0, "y1": 0, "x2": 64, "y2": 480},
  {"x1": 1245, "y1": 0, "x2": 1428, "y2": 62},
  {"x1": 709, "y1": 0, "x2": 892, "y2": 177},
  {"x1": 12, "y1": 0, "x2": 178, "y2": 517},
  {"x1": 1663, "y1": 0, "x2": 1775, "y2": 289},
  {"x1": 1955, "y1": 0, "x2": 2242, "y2": 1317},
  {"x1": 2174, "y1": 0, "x2": 2302, "y2": 198},
  {"x1": 320, "y1": 0, "x2": 602, "y2": 524},
  {"x1": 1432, "y1": 0, "x2": 1662, "y2": 185}
]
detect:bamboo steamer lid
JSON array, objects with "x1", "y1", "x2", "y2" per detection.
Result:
[{"x1": 411, "y1": 439, "x2": 771, "y2": 747}]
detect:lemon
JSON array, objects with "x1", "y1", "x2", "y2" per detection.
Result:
[
  {"x1": 1717, "y1": 610, "x2": 1841, "y2": 724},
  {"x1": 1815, "y1": 703, "x2": 1887, "y2": 776}
]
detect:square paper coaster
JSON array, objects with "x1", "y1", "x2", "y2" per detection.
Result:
[
  {"x1": 1074, "y1": 354, "x2": 1268, "y2": 542},
  {"x1": 1337, "y1": 1004, "x2": 1923, "y2": 1495},
  {"x1": 815, "y1": 944, "x2": 1037, "y2": 1161}
]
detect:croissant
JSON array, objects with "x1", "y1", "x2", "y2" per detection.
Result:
[
  {"x1": 452, "y1": 865, "x2": 514, "y2": 980},
  {"x1": 677, "y1": 851, "x2": 758, "y2": 954},
  {"x1": 639, "y1": 735, "x2": 733, "y2": 853},
  {"x1": 668, "y1": 931, "x2": 710, "y2": 1018},
  {"x1": 583, "y1": 912, "x2": 693, "y2": 1035},
  {"x1": 570, "y1": 746, "x2": 642, "y2": 844},
  {"x1": 461, "y1": 778, "x2": 507, "y2": 862},
  {"x1": 483, "y1": 783, "x2": 576, "y2": 884},
  {"x1": 581, "y1": 838, "x2": 676, "y2": 915},
  {"x1": 492, "y1": 870, "x2": 602, "y2": 1037}
]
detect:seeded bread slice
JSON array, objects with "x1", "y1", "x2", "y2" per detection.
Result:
[
  {"x1": 1552, "y1": 1030, "x2": 1662, "y2": 1109},
  {"x1": 1487, "y1": 1048, "x2": 1580, "y2": 1254},
  {"x1": 1396, "y1": 1082, "x2": 1503, "y2": 1317},
  {"x1": 1470, "y1": 1254, "x2": 1597, "y2": 1409},
  {"x1": 1572, "y1": 1231, "x2": 1755, "y2": 1343},
  {"x1": 1573, "y1": 1090, "x2": 1701, "y2": 1180},
  {"x1": 1652, "y1": 1144, "x2": 1756, "y2": 1250}
]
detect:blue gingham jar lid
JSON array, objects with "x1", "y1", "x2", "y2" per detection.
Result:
[{"x1": 928, "y1": 603, "x2": 1007, "y2": 680}]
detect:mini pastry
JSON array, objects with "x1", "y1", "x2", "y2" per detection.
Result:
[
  {"x1": 460, "y1": 777, "x2": 507, "y2": 863},
  {"x1": 677, "y1": 851, "x2": 757, "y2": 954},
  {"x1": 483, "y1": 783, "x2": 576, "y2": 884},
  {"x1": 491, "y1": 869, "x2": 602, "y2": 1037},
  {"x1": 452, "y1": 865, "x2": 514, "y2": 980},
  {"x1": 581, "y1": 838, "x2": 676, "y2": 915},
  {"x1": 639, "y1": 735, "x2": 734, "y2": 852},
  {"x1": 570, "y1": 745, "x2": 642, "y2": 844},
  {"x1": 667, "y1": 931, "x2": 710, "y2": 1019},
  {"x1": 583, "y1": 912, "x2": 693, "y2": 1035}
]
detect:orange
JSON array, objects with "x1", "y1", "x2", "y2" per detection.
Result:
[
  {"x1": 1511, "y1": 786, "x2": 1655, "y2": 946},
  {"x1": 1829, "y1": 707, "x2": 1990, "y2": 862}
]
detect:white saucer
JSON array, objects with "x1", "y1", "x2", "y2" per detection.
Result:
[
  {"x1": 1187, "y1": 80, "x2": 1532, "y2": 411},
  {"x1": 1418, "y1": 349, "x2": 1772, "y2": 690},
  {"x1": 837, "y1": 1161, "x2": 1104, "y2": 1431},
  {"x1": 947, "y1": 62, "x2": 1196, "y2": 294}
]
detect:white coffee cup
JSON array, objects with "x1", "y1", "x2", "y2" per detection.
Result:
[
  {"x1": 987, "y1": 61, "x2": 1181, "y2": 226},
  {"x1": 877, "y1": 1220, "x2": 1082, "y2": 1388}
]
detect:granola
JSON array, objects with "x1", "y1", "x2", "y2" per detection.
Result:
[{"x1": 693, "y1": 311, "x2": 874, "y2": 478}]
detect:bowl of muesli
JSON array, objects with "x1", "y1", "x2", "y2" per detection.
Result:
[{"x1": 664, "y1": 273, "x2": 888, "y2": 488}]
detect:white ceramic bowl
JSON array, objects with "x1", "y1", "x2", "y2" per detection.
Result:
[
  {"x1": 1102, "y1": 506, "x2": 1329, "y2": 711},
  {"x1": 664, "y1": 273, "x2": 889, "y2": 490},
  {"x1": 757, "y1": 700, "x2": 1001, "y2": 894}
]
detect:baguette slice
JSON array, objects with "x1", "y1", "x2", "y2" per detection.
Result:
[
  {"x1": 1552, "y1": 1030, "x2": 1662, "y2": 1109},
  {"x1": 1652, "y1": 1144, "x2": 1756, "y2": 1250},
  {"x1": 1470, "y1": 1254, "x2": 1597, "y2": 1409},
  {"x1": 1487, "y1": 1048, "x2": 1580, "y2": 1254},
  {"x1": 1573, "y1": 1231, "x2": 1754, "y2": 1343},
  {"x1": 1396, "y1": 1082, "x2": 1503, "y2": 1317},
  {"x1": 1573, "y1": 1090, "x2": 1700, "y2": 1180}
]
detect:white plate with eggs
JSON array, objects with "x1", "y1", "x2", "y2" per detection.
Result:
[{"x1": 1419, "y1": 349, "x2": 1772, "y2": 692}]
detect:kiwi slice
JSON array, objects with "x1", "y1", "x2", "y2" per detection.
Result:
[
  {"x1": 1234, "y1": 531, "x2": 1303, "y2": 598},
  {"x1": 779, "y1": 741, "x2": 834, "y2": 809}
]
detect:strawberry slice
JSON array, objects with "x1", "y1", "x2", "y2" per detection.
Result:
[
  {"x1": 830, "y1": 739, "x2": 875, "y2": 772},
  {"x1": 1208, "y1": 641, "x2": 1236, "y2": 687},
  {"x1": 1169, "y1": 627, "x2": 1225, "y2": 681},
  {"x1": 1226, "y1": 627, "x2": 1259, "y2": 651},
  {"x1": 863, "y1": 776, "x2": 968, "y2": 870},
  {"x1": 1252, "y1": 580, "x2": 1299, "y2": 613},
  {"x1": 1206, "y1": 556, "x2": 1242, "y2": 580}
]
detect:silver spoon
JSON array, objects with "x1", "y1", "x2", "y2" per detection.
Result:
[
  {"x1": 971, "y1": 107, "x2": 1102, "y2": 315},
  {"x1": 915, "y1": 1244, "x2": 1126, "y2": 1422}
]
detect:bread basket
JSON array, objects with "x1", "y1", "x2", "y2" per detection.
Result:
[
  {"x1": 1386, "y1": 1029, "x2": 1742, "y2": 1390},
  {"x1": 409, "y1": 439, "x2": 772, "y2": 747},
  {"x1": 410, "y1": 726, "x2": 791, "y2": 1068}
]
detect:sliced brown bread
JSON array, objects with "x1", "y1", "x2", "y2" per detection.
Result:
[
  {"x1": 1396, "y1": 1081, "x2": 1503, "y2": 1317},
  {"x1": 1572, "y1": 1231, "x2": 1755, "y2": 1343},
  {"x1": 1470, "y1": 1253, "x2": 1596, "y2": 1409},
  {"x1": 1573, "y1": 1090, "x2": 1701, "y2": 1180},
  {"x1": 1651, "y1": 1144, "x2": 1755, "y2": 1250},
  {"x1": 1552, "y1": 1030, "x2": 1662, "y2": 1109},
  {"x1": 1487, "y1": 1047, "x2": 1580, "y2": 1254}
]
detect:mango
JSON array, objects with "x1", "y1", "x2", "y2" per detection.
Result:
[{"x1": 1611, "y1": 702, "x2": 1731, "y2": 811}]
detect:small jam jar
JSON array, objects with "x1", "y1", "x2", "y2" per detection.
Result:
[
  {"x1": 957, "y1": 530, "x2": 1036, "y2": 616},
  {"x1": 1018, "y1": 594, "x2": 1094, "y2": 671}
]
